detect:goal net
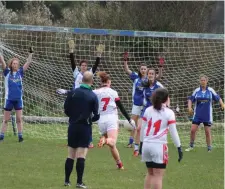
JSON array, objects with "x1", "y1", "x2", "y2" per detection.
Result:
[{"x1": 0, "y1": 24, "x2": 224, "y2": 147}]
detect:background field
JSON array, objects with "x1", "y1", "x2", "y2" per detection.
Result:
[{"x1": 0, "y1": 124, "x2": 224, "y2": 189}]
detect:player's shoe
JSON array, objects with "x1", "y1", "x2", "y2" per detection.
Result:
[
  {"x1": 88, "y1": 143, "x2": 94, "y2": 148},
  {"x1": 98, "y1": 136, "x2": 106, "y2": 148},
  {"x1": 126, "y1": 143, "x2": 133, "y2": 148},
  {"x1": 133, "y1": 150, "x2": 139, "y2": 157},
  {"x1": 117, "y1": 162, "x2": 124, "y2": 170},
  {"x1": 64, "y1": 182, "x2": 71, "y2": 186},
  {"x1": 76, "y1": 183, "x2": 87, "y2": 188},
  {"x1": 18, "y1": 137, "x2": 24, "y2": 143},
  {"x1": 185, "y1": 147, "x2": 194, "y2": 152}
]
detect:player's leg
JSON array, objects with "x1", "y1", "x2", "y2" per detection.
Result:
[
  {"x1": 133, "y1": 107, "x2": 144, "y2": 156},
  {"x1": 15, "y1": 99, "x2": 23, "y2": 142},
  {"x1": 107, "y1": 129, "x2": 124, "y2": 169},
  {"x1": 185, "y1": 122, "x2": 199, "y2": 151},
  {"x1": 144, "y1": 168, "x2": 153, "y2": 189},
  {"x1": 204, "y1": 123, "x2": 212, "y2": 152},
  {"x1": 65, "y1": 126, "x2": 78, "y2": 186},
  {"x1": 0, "y1": 100, "x2": 13, "y2": 141},
  {"x1": 127, "y1": 114, "x2": 138, "y2": 148},
  {"x1": 64, "y1": 146, "x2": 76, "y2": 186},
  {"x1": 75, "y1": 147, "x2": 88, "y2": 188},
  {"x1": 128, "y1": 105, "x2": 142, "y2": 148},
  {"x1": 74, "y1": 125, "x2": 91, "y2": 188},
  {"x1": 151, "y1": 168, "x2": 165, "y2": 189}
]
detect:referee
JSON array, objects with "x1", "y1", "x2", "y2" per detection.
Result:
[{"x1": 63, "y1": 71, "x2": 99, "y2": 188}]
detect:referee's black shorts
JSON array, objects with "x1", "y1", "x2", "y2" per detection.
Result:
[{"x1": 67, "y1": 124, "x2": 92, "y2": 148}]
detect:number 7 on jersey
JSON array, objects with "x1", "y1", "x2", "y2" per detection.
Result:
[{"x1": 101, "y1": 97, "x2": 110, "y2": 111}]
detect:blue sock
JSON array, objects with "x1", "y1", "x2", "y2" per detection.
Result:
[
  {"x1": 129, "y1": 137, "x2": 134, "y2": 145},
  {"x1": 207, "y1": 146, "x2": 212, "y2": 151},
  {"x1": 190, "y1": 141, "x2": 194, "y2": 148},
  {"x1": 0, "y1": 132, "x2": 4, "y2": 139},
  {"x1": 18, "y1": 132, "x2": 23, "y2": 139}
]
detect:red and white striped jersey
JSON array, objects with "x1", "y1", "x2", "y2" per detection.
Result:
[
  {"x1": 142, "y1": 104, "x2": 181, "y2": 147},
  {"x1": 93, "y1": 87, "x2": 120, "y2": 116}
]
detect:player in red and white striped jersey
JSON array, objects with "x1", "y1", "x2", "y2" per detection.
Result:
[
  {"x1": 142, "y1": 88, "x2": 183, "y2": 189},
  {"x1": 94, "y1": 71, "x2": 135, "y2": 170}
]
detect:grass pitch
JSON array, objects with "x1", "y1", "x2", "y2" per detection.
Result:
[{"x1": 0, "y1": 131, "x2": 223, "y2": 189}]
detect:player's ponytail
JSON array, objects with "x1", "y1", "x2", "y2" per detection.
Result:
[
  {"x1": 97, "y1": 71, "x2": 110, "y2": 84},
  {"x1": 152, "y1": 88, "x2": 169, "y2": 110}
]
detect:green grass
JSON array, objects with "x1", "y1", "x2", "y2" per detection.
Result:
[{"x1": 0, "y1": 135, "x2": 224, "y2": 189}]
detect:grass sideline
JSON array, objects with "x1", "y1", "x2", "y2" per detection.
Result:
[{"x1": 0, "y1": 135, "x2": 224, "y2": 189}]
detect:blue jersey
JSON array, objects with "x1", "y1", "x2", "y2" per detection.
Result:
[
  {"x1": 143, "y1": 81, "x2": 164, "y2": 108},
  {"x1": 130, "y1": 72, "x2": 146, "y2": 106},
  {"x1": 189, "y1": 86, "x2": 220, "y2": 123},
  {"x1": 4, "y1": 67, "x2": 24, "y2": 100}
]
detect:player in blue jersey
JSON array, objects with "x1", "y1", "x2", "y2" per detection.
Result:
[
  {"x1": 57, "y1": 40, "x2": 104, "y2": 148},
  {"x1": 133, "y1": 68, "x2": 165, "y2": 156},
  {"x1": 0, "y1": 47, "x2": 33, "y2": 142},
  {"x1": 123, "y1": 52, "x2": 164, "y2": 150},
  {"x1": 185, "y1": 75, "x2": 224, "y2": 152}
]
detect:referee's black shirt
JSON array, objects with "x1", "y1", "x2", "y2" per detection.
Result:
[{"x1": 64, "y1": 84, "x2": 100, "y2": 125}]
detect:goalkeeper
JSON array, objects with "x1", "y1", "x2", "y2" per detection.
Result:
[
  {"x1": 57, "y1": 40, "x2": 105, "y2": 148},
  {"x1": 0, "y1": 46, "x2": 33, "y2": 142}
]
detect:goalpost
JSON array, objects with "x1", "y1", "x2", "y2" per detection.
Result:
[{"x1": 0, "y1": 24, "x2": 224, "y2": 147}]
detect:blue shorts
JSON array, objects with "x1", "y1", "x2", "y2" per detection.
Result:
[
  {"x1": 192, "y1": 118, "x2": 212, "y2": 127},
  {"x1": 67, "y1": 124, "x2": 92, "y2": 148},
  {"x1": 4, "y1": 99, "x2": 23, "y2": 111}
]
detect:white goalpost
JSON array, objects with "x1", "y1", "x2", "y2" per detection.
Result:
[{"x1": 0, "y1": 24, "x2": 224, "y2": 147}]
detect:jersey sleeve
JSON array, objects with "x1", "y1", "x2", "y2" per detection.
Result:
[
  {"x1": 129, "y1": 72, "x2": 139, "y2": 81},
  {"x1": 114, "y1": 90, "x2": 120, "y2": 102},
  {"x1": 19, "y1": 67, "x2": 24, "y2": 78},
  {"x1": 208, "y1": 87, "x2": 220, "y2": 102},
  {"x1": 156, "y1": 81, "x2": 164, "y2": 88},
  {"x1": 3, "y1": 67, "x2": 10, "y2": 77},
  {"x1": 188, "y1": 88, "x2": 198, "y2": 102},
  {"x1": 168, "y1": 110, "x2": 181, "y2": 147}
]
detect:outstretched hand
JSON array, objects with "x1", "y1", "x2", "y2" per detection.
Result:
[
  {"x1": 96, "y1": 44, "x2": 105, "y2": 57},
  {"x1": 124, "y1": 51, "x2": 128, "y2": 61},
  {"x1": 68, "y1": 40, "x2": 75, "y2": 53}
]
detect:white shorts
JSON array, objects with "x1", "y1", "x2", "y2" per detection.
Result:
[
  {"x1": 97, "y1": 114, "x2": 118, "y2": 135},
  {"x1": 131, "y1": 105, "x2": 143, "y2": 116},
  {"x1": 142, "y1": 142, "x2": 168, "y2": 165}
]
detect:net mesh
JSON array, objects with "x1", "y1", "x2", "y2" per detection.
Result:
[{"x1": 0, "y1": 24, "x2": 224, "y2": 147}]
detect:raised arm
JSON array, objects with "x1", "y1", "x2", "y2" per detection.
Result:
[
  {"x1": 156, "y1": 56, "x2": 164, "y2": 80},
  {"x1": 0, "y1": 55, "x2": 6, "y2": 71},
  {"x1": 23, "y1": 47, "x2": 33, "y2": 72},
  {"x1": 69, "y1": 52, "x2": 76, "y2": 72},
  {"x1": 68, "y1": 40, "x2": 76, "y2": 72},
  {"x1": 123, "y1": 52, "x2": 132, "y2": 75},
  {"x1": 91, "y1": 44, "x2": 105, "y2": 74}
]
